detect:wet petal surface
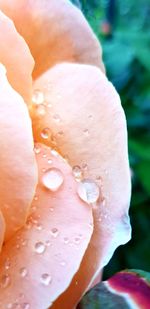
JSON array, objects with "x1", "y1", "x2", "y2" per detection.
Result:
[{"x1": 0, "y1": 144, "x2": 93, "y2": 308}]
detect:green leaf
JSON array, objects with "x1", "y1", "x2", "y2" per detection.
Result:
[
  {"x1": 129, "y1": 139, "x2": 150, "y2": 160},
  {"x1": 136, "y1": 160, "x2": 150, "y2": 194}
]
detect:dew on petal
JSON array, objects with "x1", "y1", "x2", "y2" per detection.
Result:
[
  {"x1": 63, "y1": 237, "x2": 69, "y2": 244},
  {"x1": 83, "y1": 128, "x2": 89, "y2": 136},
  {"x1": 50, "y1": 228, "x2": 59, "y2": 238},
  {"x1": 53, "y1": 114, "x2": 61, "y2": 123},
  {"x1": 42, "y1": 168, "x2": 64, "y2": 191},
  {"x1": 47, "y1": 158, "x2": 52, "y2": 164},
  {"x1": 40, "y1": 273, "x2": 52, "y2": 286},
  {"x1": 34, "y1": 145, "x2": 41, "y2": 154},
  {"x1": 41, "y1": 128, "x2": 50, "y2": 139},
  {"x1": 32, "y1": 89, "x2": 44, "y2": 105},
  {"x1": 60, "y1": 261, "x2": 66, "y2": 266},
  {"x1": 72, "y1": 165, "x2": 83, "y2": 181},
  {"x1": 22, "y1": 303, "x2": 30, "y2": 309},
  {"x1": 34, "y1": 242, "x2": 46, "y2": 254},
  {"x1": 36, "y1": 104, "x2": 46, "y2": 116},
  {"x1": 4, "y1": 258, "x2": 11, "y2": 270},
  {"x1": 19, "y1": 267, "x2": 28, "y2": 278},
  {"x1": 0, "y1": 274, "x2": 11, "y2": 288},
  {"x1": 77, "y1": 179, "x2": 100, "y2": 204}
]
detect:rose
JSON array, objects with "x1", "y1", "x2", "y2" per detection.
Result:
[{"x1": 0, "y1": 1, "x2": 131, "y2": 308}]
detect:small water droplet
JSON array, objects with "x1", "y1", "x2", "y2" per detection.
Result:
[
  {"x1": 83, "y1": 129, "x2": 89, "y2": 136},
  {"x1": 1, "y1": 274, "x2": 11, "y2": 288},
  {"x1": 34, "y1": 242, "x2": 46, "y2": 254},
  {"x1": 57, "y1": 130, "x2": 64, "y2": 136},
  {"x1": 50, "y1": 228, "x2": 59, "y2": 238},
  {"x1": 22, "y1": 303, "x2": 30, "y2": 309},
  {"x1": 40, "y1": 273, "x2": 52, "y2": 286},
  {"x1": 72, "y1": 166, "x2": 83, "y2": 181},
  {"x1": 46, "y1": 240, "x2": 51, "y2": 246},
  {"x1": 41, "y1": 128, "x2": 50, "y2": 139},
  {"x1": 53, "y1": 114, "x2": 61, "y2": 123},
  {"x1": 42, "y1": 168, "x2": 64, "y2": 191},
  {"x1": 74, "y1": 237, "x2": 81, "y2": 244},
  {"x1": 4, "y1": 259, "x2": 11, "y2": 270},
  {"x1": 32, "y1": 90, "x2": 44, "y2": 105},
  {"x1": 36, "y1": 104, "x2": 46, "y2": 116},
  {"x1": 63, "y1": 237, "x2": 69, "y2": 244},
  {"x1": 51, "y1": 149, "x2": 59, "y2": 157},
  {"x1": 19, "y1": 267, "x2": 28, "y2": 278},
  {"x1": 49, "y1": 207, "x2": 54, "y2": 212},
  {"x1": 82, "y1": 163, "x2": 88, "y2": 171},
  {"x1": 60, "y1": 261, "x2": 66, "y2": 266},
  {"x1": 34, "y1": 145, "x2": 41, "y2": 154},
  {"x1": 36, "y1": 223, "x2": 43, "y2": 231},
  {"x1": 47, "y1": 158, "x2": 52, "y2": 164},
  {"x1": 42, "y1": 153, "x2": 47, "y2": 158},
  {"x1": 77, "y1": 179, "x2": 100, "y2": 204}
]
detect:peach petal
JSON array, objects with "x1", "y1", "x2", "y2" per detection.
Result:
[
  {"x1": 31, "y1": 63, "x2": 131, "y2": 306},
  {"x1": 0, "y1": 9, "x2": 34, "y2": 103},
  {"x1": 0, "y1": 64, "x2": 37, "y2": 240},
  {"x1": 0, "y1": 144, "x2": 93, "y2": 308},
  {"x1": 0, "y1": 0, "x2": 105, "y2": 77}
]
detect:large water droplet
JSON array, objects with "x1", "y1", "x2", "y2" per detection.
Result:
[
  {"x1": 19, "y1": 267, "x2": 28, "y2": 278},
  {"x1": 1, "y1": 274, "x2": 11, "y2": 288},
  {"x1": 72, "y1": 165, "x2": 83, "y2": 181},
  {"x1": 77, "y1": 179, "x2": 100, "y2": 204},
  {"x1": 42, "y1": 168, "x2": 64, "y2": 191},
  {"x1": 34, "y1": 242, "x2": 46, "y2": 254},
  {"x1": 32, "y1": 90, "x2": 44, "y2": 105},
  {"x1": 40, "y1": 273, "x2": 52, "y2": 286},
  {"x1": 41, "y1": 128, "x2": 50, "y2": 139}
]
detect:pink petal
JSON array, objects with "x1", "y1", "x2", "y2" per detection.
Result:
[
  {"x1": 0, "y1": 0, "x2": 105, "y2": 77},
  {"x1": 0, "y1": 64, "x2": 37, "y2": 240},
  {"x1": 0, "y1": 10, "x2": 34, "y2": 103},
  {"x1": 0, "y1": 143, "x2": 93, "y2": 308}
]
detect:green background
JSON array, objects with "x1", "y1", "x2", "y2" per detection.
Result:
[{"x1": 72, "y1": 0, "x2": 150, "y2": 279}]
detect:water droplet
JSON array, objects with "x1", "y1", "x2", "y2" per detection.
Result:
[
  {"x1": 47, "y1": 158, "x2": 52, "y2": 164},
  {"x1": 32, "y1": 90, "x2": 44, "y2": 105},
  {"x1": 42, "y1": 168, "x2": 64, "y2": 191},
  {"x1": 34, "y1": 145, "x2": 41, "y2": 154},
  {"x1": 60, "y1": 261, "x2": 66, "y2": 266},
  {"x1": 51, "y1": 149, "x2": 59, "y2": 157},
  {"x1": 36, "y1": 223, "x2": 43, "y2": 231},
  {"x1": 42, "y1": 153, "x2": 47, "y2": 158},
  {"x1": 82, "y1": 163, "x2": 88, "y2": 171},
  {"x1": 41, "y1": 128, "x2": 50, "y2": 139},
  {"x1": 57, "y1": 130, "x2": 64, "y2": 136},
  {"x1": 72, "y1": 166, "x2": 83, "y2": 181},
  {"x1": 34, "y1": 242, "x2": 46, "y2": 254},
  {"x1": 49, "y1": 207, "x2": 54, "y2": 212},
  {"x1": 50, "y1": 228, "x2": 59, "y2": 238},
  {"x1": 46, "y1": 240, "x2": 51, "y2": 246},
  {"x1": 19, "y1": 267, "x2": 28, "y2": 278},
  {"x1": 77, "y1": 179, "x2": 100, "y2": 204},
  {"x1": 1, "y1": 274, "x2": 11, "y2": 288},
  {"x1": 53, "y1": 114, "x2": 61, "y2": 123},
  {"x1": 74, "y1": 237, "x2": 81, "y2": 244},
  {"x1": 40, "y1": 273, "x2": 52, "y2": 286},
  {"x1": 4, "y1": 258, "x2": 11, "y2": 270},
  {"x1": 63, "y1": 237, "x2": 69, "y2": 244},
  {"x1": 83, "y1": 129, "x2": 89, "y2": 136},
  {"x1": 22, "y1": 303, "x2": 30, "y2": 309},
  {"x1": 36, "y1": 104, "x2": 46, "y2": 116}
]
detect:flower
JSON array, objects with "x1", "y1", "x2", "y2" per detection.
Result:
[{"x1": 0, "y1": 1, "x2": 131, "y2": 308}]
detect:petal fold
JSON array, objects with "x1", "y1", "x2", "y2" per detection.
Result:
[
  {"x1": 0, "y1": 0, "x2": 105, "y2": 77},
  {"x1": 0, "y1": 64, "x2": 37, "y2": 240}
]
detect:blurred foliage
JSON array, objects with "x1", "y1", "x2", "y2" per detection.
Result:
[{"x1": 72, "y1": 0, "x2": 150, "y2": 278}]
